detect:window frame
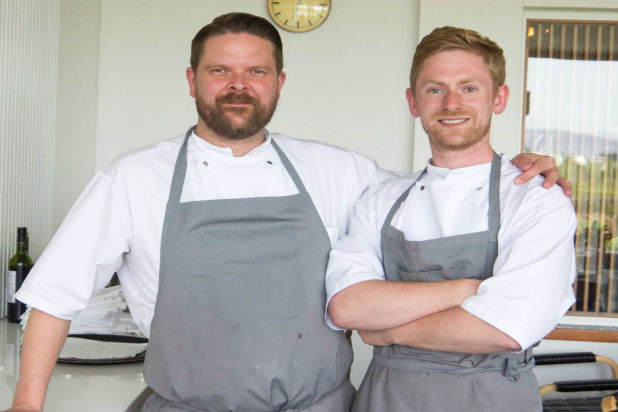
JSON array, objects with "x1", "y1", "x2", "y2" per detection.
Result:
[{"x1": 521, "y1": 9, "x2": 618, "y2": 339}]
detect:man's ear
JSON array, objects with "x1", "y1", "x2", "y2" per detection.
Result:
[
  {"x1": 406, "y1": 88, "x2": 420, "y2": 118},
  {"x1": 493, "y1": 84, "x2": 509, "y2": 114},
  {"x1": 276, "y1": 70, "x2": 286, "y2": 97},
  {"x1": 186, "y1": 67, "x2": 197, "y2": 98}
]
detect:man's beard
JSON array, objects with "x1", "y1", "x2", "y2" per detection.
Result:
[
  {"x1": 196, "y1": 91, "x2": 278, "y2": 140},
  {"x1": 425, "y1": 110, "x2": 490, "y2": 152}
]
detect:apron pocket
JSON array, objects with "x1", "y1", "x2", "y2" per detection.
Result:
[{"x1": 199, "y1": 223, "x2": 307, "y2": 324}]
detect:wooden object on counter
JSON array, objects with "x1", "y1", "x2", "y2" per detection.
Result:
[{"x1": 544, "y1": 323, "x2": 618, "y2": 343}]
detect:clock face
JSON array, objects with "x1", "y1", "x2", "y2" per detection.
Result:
[{"x1": 268, "y1": 0, "x2": 331, "y2": 33}]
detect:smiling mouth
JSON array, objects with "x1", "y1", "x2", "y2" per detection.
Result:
[{"x1": 439, "y1": 118, "x2": 468, "y2": 126}]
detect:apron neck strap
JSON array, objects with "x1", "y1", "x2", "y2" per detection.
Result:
[
  {"x1": 271, "y1": 139, "x2": 310, "y2": 196},
  {"x1": 483, "y1": 152, "x2": 502, "y2": 274},
  {"x1": 168, "y1": 126, "x2": 195, "y2": 204},
  {"x1": 380, "y1": 153, "x2": 502, "y2": 243},
  {"x1": 168, "y1": 128, "x2": 310, "y2": 204},
  {"x1": 487, "y1": 153, "x2": 502, "y2": 241},
  {"x1": 380, "y1": 169, "x2": 426, "y2": 235}
]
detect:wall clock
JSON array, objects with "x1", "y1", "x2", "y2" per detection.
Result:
[{"x1": 267, "y1": 0, "x2": 331, "y2": 33}]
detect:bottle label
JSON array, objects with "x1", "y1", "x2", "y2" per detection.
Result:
[{"x1": 6, "y1": 270, "x2": 16, "y2": 303}]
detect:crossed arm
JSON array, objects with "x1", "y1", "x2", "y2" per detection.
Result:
[
  {"x1": 356, "y1": 307, "x2": 521, "y2": 353},
  {"x1": 328, "y1": 277, "x2": 521, "y2": 353},
  {"x1": 328, "y1": 278, "x2": 481, "y2": 331}
]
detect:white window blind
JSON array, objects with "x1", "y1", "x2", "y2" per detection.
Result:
[
  {"x1": 524, "y1": 19, "x2": 618, "y2": 315},
  {"x1": 0, "y1": 0, "x2": 59, "y2": 317}
]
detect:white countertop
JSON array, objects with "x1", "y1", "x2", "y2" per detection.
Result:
[{"x1": 0, "y1": 319, "x2": 147, "y2": 412}]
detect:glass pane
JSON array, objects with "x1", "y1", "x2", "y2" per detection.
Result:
[{"x1": 524, "y1": 21, "x2": 618, "y2": 315}]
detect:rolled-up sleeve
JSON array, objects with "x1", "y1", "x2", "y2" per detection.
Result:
[
  {"x1": 461, "y1": 185, "x2": 576, "y2": 349},
  {"x1": 16, "y1": 168, "x2": 132, "y2": 320}
]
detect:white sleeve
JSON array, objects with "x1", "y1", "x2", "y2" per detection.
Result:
[
  {"x1": 324, "y1": 186, "x2": 390, "y2": 330},
  {"x1": 461, "y1": 185, "x2": 577, "y2": 349},
  {"x1": 16, "y1": 168, "x2": 132, "y2": 320}
]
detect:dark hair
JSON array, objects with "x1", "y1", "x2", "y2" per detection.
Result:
[
  {"x1": 190, "y1": 12, "x2": 283, "y2": 73},
  {"x1": 410, "y1": 26, "x2": 506, "y2": 96}
]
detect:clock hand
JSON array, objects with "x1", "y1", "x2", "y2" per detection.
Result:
[{"x1": 292, "y1": 0, "x2": 302, "y2": 25}]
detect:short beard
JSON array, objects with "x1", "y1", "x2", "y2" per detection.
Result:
[
  {"x1": 196, "y1": 92, "x2": 278, "y2": 141},
  {"x1": 425, "y1": 111, "x2": 490, "y2": 152}
]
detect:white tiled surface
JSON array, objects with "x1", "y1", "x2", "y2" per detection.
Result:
[{"x1": 0, "y1": 319, "x2": 147, "y2": 412}]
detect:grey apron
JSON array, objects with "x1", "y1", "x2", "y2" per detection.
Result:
[
  {"x1": 142, "y1": 127, "x2": 354, "y2": 412},
  {"x1": 352, "y1": 154, "x2": 541, "y2": 412}
]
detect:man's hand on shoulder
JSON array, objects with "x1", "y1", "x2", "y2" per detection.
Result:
[{"x1": 511, "y1": 152, "x2": 572, "y2": 197}]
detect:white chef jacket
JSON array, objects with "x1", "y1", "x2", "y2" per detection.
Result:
[
  {"x1": 325, "y1": 155, "x2": 576, "y2": 350},
  {"x1": 17, "y1": 130, "x2": 390, "y2": 337}
]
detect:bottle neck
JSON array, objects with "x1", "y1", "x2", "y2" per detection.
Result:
[{"x1": 16, "y1": 240, "x2": 28, "y2": 254}]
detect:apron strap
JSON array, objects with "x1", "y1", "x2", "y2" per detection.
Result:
[
  {"x1": 380, "y1": 170, "x2": 427, "y2": 238},
  {"x1": 167, "y1": 126, "x2": 195, "y2": 204},
  {"x1": 484, "y1": 153, "x2": 502, "y2": 275},
  {"x1": 271, "y1": 139, "x2": 310, "y2": 197},
  {"x1": 379, "y1": 154, "x2": 502, "y2": 276},
  {"x1": 503, "y1": 347, "x2": 535, "y2": 382},
  {"x1": 373, "y1": 347, "x2": 534, "y2": 381},
  {"x1": 167, "y1": 129, "x2": 310, "y2": 205}
]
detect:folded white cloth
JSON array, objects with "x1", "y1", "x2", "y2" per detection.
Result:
[{"x1": 21, "y1": 285, "x2": 143, "y2": 336}]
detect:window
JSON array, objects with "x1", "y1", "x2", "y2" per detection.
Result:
[{"x1": 523, "y1": 20, "x2": 618, "y2": 315}]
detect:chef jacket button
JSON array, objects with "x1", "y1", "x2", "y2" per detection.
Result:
[
  {"x1": 202, "y1": 161, "x2": 209, "y2": 167},
  {"x1": 420, "y1": 185, "x2": 426, "y2": 191},
  {"x1": 266, "y1": 160, "x2": 273, "y2": 165},
  {"x1": 475, "y1": 186, "x2": 482, "y2": 191}
]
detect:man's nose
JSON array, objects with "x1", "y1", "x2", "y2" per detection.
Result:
[
  {"x1": 228, "y1": 73, "x2": 248, "y2": 92},
  {"x1": 442, "y1": 90, "x2": 461, "y2": 112}
]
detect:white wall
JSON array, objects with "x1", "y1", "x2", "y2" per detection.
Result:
[{"x1": 54, "y1": 0, "x2": 100, "y2": 227}]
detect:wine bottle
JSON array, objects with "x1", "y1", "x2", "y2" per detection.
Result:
[{"x1": 7, "y1": 227, "x2": 33, "y2": 323}]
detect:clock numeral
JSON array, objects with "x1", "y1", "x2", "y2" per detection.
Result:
[
  {"x1": 272, "y1": 1, "x2": 280, "y2": 3},
  {"x1": 296, "y1": 21, "x2": 299, "y2": 28},
  {"x1": 308, "y1": 20, "x2": 313, "y2": 26},
  {"x1": 319, "y1": 3, "x2": 328, "y2": 5},
  {"x1": 274, "y1": 12, "x2": 281, "y2": 16},
  {"x1": 283, "y1": 19, "x2": 289, "y2": 25}
]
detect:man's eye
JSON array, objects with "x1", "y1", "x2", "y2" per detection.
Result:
[
  {"x1": 251, "y1": 69, "x2": 265, "y2": 75},
  {"x1": 428, "y1": 88, "x2": 442, "y2": 94},
  {"x1": 464, "y1": 86, "x2": 477, "y2": 93},
  {"x1": 211, "y1": 68, "x2": 226, "y2": 73}
]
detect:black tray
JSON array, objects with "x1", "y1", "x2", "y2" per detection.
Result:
[{"x1": 57, "y1": 334, "x2": 148, "y2": 365}]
